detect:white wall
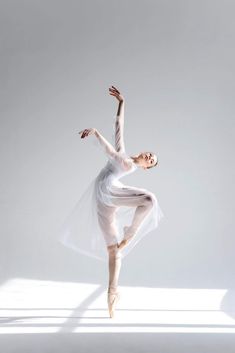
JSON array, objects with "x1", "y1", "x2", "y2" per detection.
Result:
[{"x1": 0, "y1": 0, "x2": 234, "y2": 297}]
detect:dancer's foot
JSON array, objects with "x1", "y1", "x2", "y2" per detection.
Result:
[
  {"x1": 117, "y1": 226, "x2": 134, "y2": 250},
  {"x1": 107, "y1": 290, "x2": 120, "y2": 318},
  {"x1": 118, "y1": 238, "x2": 133, "y2": 250}
]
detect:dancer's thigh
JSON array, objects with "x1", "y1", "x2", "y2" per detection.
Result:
[
  {"x1": 110, "y1": 186, "x2": 151, "y2": 208},
  {"x1": 96, "y1": 201, "x2": 119, "y2": 246}
]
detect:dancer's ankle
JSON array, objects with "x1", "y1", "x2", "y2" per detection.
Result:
[{"x1": 108, "y1": 285, "x2": 118, "y2": 294}]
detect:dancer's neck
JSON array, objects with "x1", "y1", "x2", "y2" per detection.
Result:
[{"x1": 130, "y1": 156, "x2": 138, "y2": 164}]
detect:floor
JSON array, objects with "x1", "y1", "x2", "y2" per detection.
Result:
[{"x1": 0, "y1": 278, "x2": 235, "y2": 352}]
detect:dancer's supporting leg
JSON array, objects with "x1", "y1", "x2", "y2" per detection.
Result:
[
  {"x1": 96, "y1": 201, "x2": 121, "y2": 317},
  {"x1": 107, "y1": 243, "x2": 122, "y2": 293},
  {"x1": 96, "y1": 193, "x2": 154, "y2": 316},
  {"x1": 107, "y1": 244, "x2": 122, "y2": 318}
]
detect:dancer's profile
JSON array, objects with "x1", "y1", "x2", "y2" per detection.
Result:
[{"x1": 58, "y1": 85, "x2": 164, "y2": 318}]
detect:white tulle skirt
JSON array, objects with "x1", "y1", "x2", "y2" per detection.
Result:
[{"x1": 57, "y1": 171, "x2": 164, "y2": 262}]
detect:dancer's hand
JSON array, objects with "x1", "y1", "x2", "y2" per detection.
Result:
[
  {"x1": 78, "y1": 128, "x2": 97, "y2": 139},
  {"x1": 109, "y1": 85, "x2": 124, "y2": 102}
]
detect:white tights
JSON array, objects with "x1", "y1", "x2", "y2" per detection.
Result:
[
  {"x1": 100, "y1": 192, "x2": 154, "y2": 294},
  {"x1": 107, "y1": 244, "x2": 122, "y2": 294}
]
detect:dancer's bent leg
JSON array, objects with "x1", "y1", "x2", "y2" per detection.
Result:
[
  {"x1": 112, "y1": 193, "x2": 154, "y2": 249},
  {"x1": 125, "y1": 195, "x2": 153, "y2": 237}
]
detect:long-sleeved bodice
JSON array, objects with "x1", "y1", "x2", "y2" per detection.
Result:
[
  {"x1": 97, "y1": 153, "x2": 137, "y2": 183},
  {"x1": 94, "y1": 152, "x2": 138, "y2": 207},
  {"x1": 58, "y1": 107, "x2": 164, "y2": 262}
]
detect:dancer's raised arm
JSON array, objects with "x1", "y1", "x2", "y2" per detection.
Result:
[
  {"x1": 109, "y1": 86, "x2": 125, "y2": 153},
  {"x1": 79, "y1": 128, "x2": 118, "y2": 159}
]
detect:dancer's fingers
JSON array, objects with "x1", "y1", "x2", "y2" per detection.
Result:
[
  {"x1": 109, "y1": 87, "x2": 118, "y2": 92},
  {"x1": 78, "y1": 129, "x2": 86, "y2": 134},
  {"x1": 79, "y1": 129, "x2": 89, "y2": 138},
  {"x1": 111, "y1": 85, "x2": 120, "y2": 94},
  {"x1": 109, "y1": 86, "x2": 120, "y2": 95},
  {"x1": 109, "y1": 90, "x2": 118, "y2": 95}
]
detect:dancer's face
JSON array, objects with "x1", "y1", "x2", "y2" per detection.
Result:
[{"x1": 137, "y1": 152, "x2": 158, "y2": 169}]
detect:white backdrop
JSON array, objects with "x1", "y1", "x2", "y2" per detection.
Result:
[{"x1": 0, "y1": 0, "x2": 234, "y2": 317}]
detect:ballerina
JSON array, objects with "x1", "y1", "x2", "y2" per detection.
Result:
[{"x1": 75, "y1": 86, "x2": 164, "y2": 318}]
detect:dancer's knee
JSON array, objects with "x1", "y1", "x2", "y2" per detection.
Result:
[
  {"x1": 107, "y1": 244, "x2": 122, "y2": 258},
  {"x1": 107, "y1": 243, "x2": 118, "y2": 254},
  {"x1": 143, "y1": 194, "x2": 154, "y2": 209}
]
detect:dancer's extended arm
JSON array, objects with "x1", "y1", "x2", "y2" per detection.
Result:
[
  {"x1": 114, "y1": 100, "x2": 125, "y2": 153},
  {"x1": 109, "y1": 86, "x2": 125, "y2": 153},
  {"x1": 79, "y1": 86, "x2": 129, "y2": 164},
  {"x1": 79, "y1": 128, "x2": 118, "y2": 159},
  {"x1": 94, "y1": 129, "x2": 118, "y2": 159},
  {"x1": 79, "y1": 127, "x2": 132, "y2": 169}
]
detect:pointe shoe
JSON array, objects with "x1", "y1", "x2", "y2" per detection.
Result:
[
  {"x1": 117, "y1": 238, "x2": 129, "y2": 250},
  {"x1": 107, "y1": 291, "x2": 120, "y2": 318},
  {"x1": 117, "y1": 226, "x2": 134, "y2": 250}
]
